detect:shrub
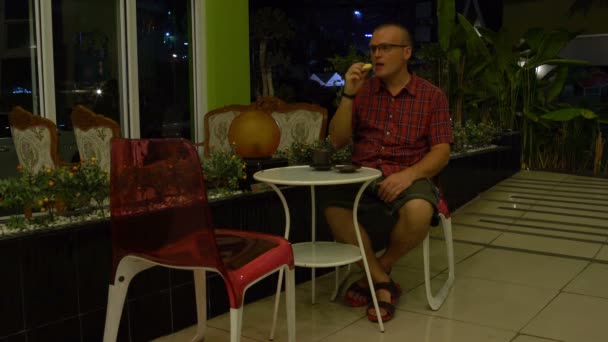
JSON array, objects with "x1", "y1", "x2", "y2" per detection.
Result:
[{"x1": 201, "y1": 145, "x2": 247, "y2": 191}]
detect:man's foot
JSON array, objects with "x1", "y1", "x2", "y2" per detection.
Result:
[
  {"x1": 344, "y1": 279, "x2": 371, "y2": 307},
  {"x1": 344, "y1": 267, "x2": 393, "y2": 307},
  {"x1": 367, "y1": 280, "x2": 402, "y2": 322}
]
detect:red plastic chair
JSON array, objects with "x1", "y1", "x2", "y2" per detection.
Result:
[{"x1": 103, "y1": 138, "x2": 296, "y2": 342}]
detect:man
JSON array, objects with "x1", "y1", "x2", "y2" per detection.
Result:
[{"x1": 325, "y1": 23, "x2": 452, "y2": 322}]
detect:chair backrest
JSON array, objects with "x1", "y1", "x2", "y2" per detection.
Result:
[
  {"x1": 8, "y1": 106, "x2": 60, "y2": 173},
  {"x1": 271, "y1": 102, "x2": 328, "y2": 152},
  {"x1": 203, "y1": 104, "x2": 249, "y2": 157},
  {"x1": 202, "y1": 96, "x2": 328, "y2": 157},
  {"x1": 71, "y1": 105, "x2": 121, "y2": 171},
  {"x1": 110, "y1": 138, "x2": 222, "y2": 276}
]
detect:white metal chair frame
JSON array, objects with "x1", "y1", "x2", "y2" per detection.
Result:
[{"x1": 104, "y1": 256, "x2": 295, "y2": 342}]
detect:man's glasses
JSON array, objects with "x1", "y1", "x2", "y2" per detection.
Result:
[{"x1": 369, "y1": 43, "x2": 408, "y2": 54}]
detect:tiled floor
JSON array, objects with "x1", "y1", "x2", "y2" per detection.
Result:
[{"x1": 154, "y1": 171, "x2": 608, "y2": 342}]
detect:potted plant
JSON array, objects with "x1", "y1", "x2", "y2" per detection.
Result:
[
  {"x1": 435, "y1": 0, "x2": 603, "y2": 175},
  {"x1": 0, "y1": 158, "x2": 110, "y2": 233},
  {"x1": 201, "y1": 145, "x2": 247, "y2": 198},
  {"x1": 274, "y1": 137, "x2": 353, "y2": 166}
]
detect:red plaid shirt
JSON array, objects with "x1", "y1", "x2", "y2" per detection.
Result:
[{"x1": 351, "y1": 74, "x2": 453, "y2": 176}]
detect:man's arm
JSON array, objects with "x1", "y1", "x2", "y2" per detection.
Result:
[
  {"x1": 403, "y1": 143, "x2": 451, "y2": 180},
  {"x1": 329, "y1": 62, "x2": 370, "y2": 149},
  {"x1": 328, "y1": 97, "x2": 355, "y2": 149},
  {"x1": 377, "y1": 143, "x2": 450, "y2": 203}
]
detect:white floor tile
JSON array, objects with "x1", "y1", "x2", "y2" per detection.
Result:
[
  {"x1": 450, "y1": 224, "x2": 504, "y2": 244},
  {"x1": 457, "y1": 200, "x2": 531, "y2": 218},
  {"x1": 477, "y1": 191, "x2": 538, "y2": 204},
  {"x1": 208, "y1": 291, "x2": 364, "y2": 342},
  {"x1": 319, "y1": 310, "x2": 516, "y2": 342},
  {"x1": 506, "y1": 221, "x2": 607, "y2": 243},
  {"x1": 151, "y1": 325, "x2": 258, "y2": 342},
  {"x1": 512, "y1": 171, "x2": 568, "y2": 181},
  {"x1": 342, "y1": 267, "x2": 427, "y2": 293},
  {"x1": 512, "y1": 335, "x2": 562, "y2": 342},
  {"x1": 595, "y1": 245, "x2": 608, "y2": 262},
  {"x1": 490, "y1": 232, "x2": 602, "y2": 259},
  {"x1": 523, "y1": 292, "x2": 608, "y2": 342},
  {"x1": 401, "y1": 275, "x2": 557, "y2": 331},
  {"x1": 564, "y1": 263, "x2": 608, "y2": 299},
  {"x1": 520, "y1": 211, "x2": 607, "y2": 229},
  {"x1": 455, "y1": 249, "x2": 588, "y2": 289},
  {"x1": 394, "y1": 241, "x2": 483, "y2": 273}
]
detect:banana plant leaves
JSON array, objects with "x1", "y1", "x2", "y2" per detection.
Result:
[{"x1": 541, "y1": 108, "x2": 598, "y2": 121}]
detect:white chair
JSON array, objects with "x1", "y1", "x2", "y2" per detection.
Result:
[
  {"x1": 202, "y1": 104, "x2": 249, "y2": 157},
  {"x1": 331, "y1": 196, "x2": 455, "y2": 311},
  {"x1": 71, "y1": 105, "x2": 121, "y2": 172},
  {"x1": 8, "y1": 106, "x2": 60, "y2": 173},
  {"x1": 270, "y1": 102, "x2": 328, "y2": 153},
  {"x1": 423, "y1": 196, "x2": 455, "y2": 310}
]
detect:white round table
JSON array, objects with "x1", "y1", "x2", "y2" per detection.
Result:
[{"x1": 254, "y1": 165, "x2": 387, "y2": 332}]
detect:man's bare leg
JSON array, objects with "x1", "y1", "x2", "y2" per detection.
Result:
[
  {"x1": 367, "y1": 198, "x2": 433, "y2": 318},
  {"x1": 377, "y1": 198, "x2": 433, "y2": 271},
  {"x1": 324, "y1": 206, "x2": 391, "y2": 304},
  {"x1": 326, "y1": 199, "x2": 433, "y2": 317}
]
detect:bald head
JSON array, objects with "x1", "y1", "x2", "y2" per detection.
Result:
[{"x1": 373, "y1": 23, "x2": 412, "y2": 47}]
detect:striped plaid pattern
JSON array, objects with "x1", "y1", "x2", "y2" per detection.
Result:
[{"x1": 351, "y1": 74, "x2": 453, "y2": 176}]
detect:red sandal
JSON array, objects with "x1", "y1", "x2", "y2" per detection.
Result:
[
  {"x1": 367, "y1": 280, "x2": 402, "y2": 322},
  {"x1": 344, "y1": 280, "x2": 371, "y2": 307}
]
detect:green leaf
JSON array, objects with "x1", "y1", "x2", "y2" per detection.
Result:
[
  {"x1": 545, "y1": 66, "x2": 568, "y2": 103},
  {"x1": 437, "y1": 0, "x2": 456, "y2": 51},
  {"x1": 457, "y1": 14, "x2": 490, "y2": 62},
  {"x1": 541, "y1": 108, "x2": 598, "y2": 121}
]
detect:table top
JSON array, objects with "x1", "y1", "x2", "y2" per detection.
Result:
[{"x1": 253, "y1": 165, "x2": 381, "y2": 186}]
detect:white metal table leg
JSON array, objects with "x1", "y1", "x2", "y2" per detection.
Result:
[{"x1": 353, "y1": 179, "x2": 384, "y2": 332}]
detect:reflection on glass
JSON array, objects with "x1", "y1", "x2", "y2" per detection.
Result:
[
  {"x1": 137, "y1": 0, "x2": 192, "y2": 139},
  {"x1": 0, "y1": 0, "x2": 38, "y2": 178},
  {"x1": 51, "y1": 0, "x2": 120, "y2": 162}
]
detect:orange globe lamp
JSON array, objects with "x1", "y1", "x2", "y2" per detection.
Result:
[{"x1": 227, "y1": 110, "x2": 281, "y2": 159}]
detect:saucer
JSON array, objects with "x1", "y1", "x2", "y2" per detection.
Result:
[
  {"x1": 334, "y1": 165, "x2": 360, "y2": 173},
  {"x1": 310, "y1": 164, "x2": 332, "y2": 171}
]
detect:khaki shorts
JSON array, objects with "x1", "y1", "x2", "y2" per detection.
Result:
[{"x1": 318, "y1": 177, "x2": 439, "y2": 251}]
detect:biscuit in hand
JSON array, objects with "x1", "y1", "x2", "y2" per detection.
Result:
[{"x1": 362, "y1": 63, "x2": 373, "y2": 71}]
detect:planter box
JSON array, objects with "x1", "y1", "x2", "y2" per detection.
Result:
[{"x1": 442, "y1": 145, "x2": 520, "y2": 211}]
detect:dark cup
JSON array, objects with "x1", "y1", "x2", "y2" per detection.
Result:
[{"x1": 311, "y1": 148, "x2": 331, "y2": 168}]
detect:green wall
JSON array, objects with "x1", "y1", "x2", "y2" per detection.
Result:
[
  {"x1": 205, "y1": 0, "x2": 251, "y2": 110},
  {"x1": 503, "y1": 0, "x2": 608, "y2": 43}
]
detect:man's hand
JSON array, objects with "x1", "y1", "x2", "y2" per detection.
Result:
[
  {"x1": 343, "y1": 62, "x2": 372, "y2": 96},
  {"x1": 377, "y1": 169, "x2": 416, "y2": 203}
]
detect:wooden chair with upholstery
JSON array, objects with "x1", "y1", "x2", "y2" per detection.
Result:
[
  {"x1": 270, "y1": 102, "x2": 328, "y2": 153},
  {"x1": 8, "y1": 106, "x2": 61, "y2": 173},
  {"x1": 252, "y1": 96, "x2": 286, "y2": 112},
  {"x1": 202, "y1": 96, "x2": 328, "y2": 158},
  {"x1": 202, "y1": 104, "x2": 249, "y2": 157},
  {"x1": 71, "y1": 105, "x2": 121, "y2": 172}
]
